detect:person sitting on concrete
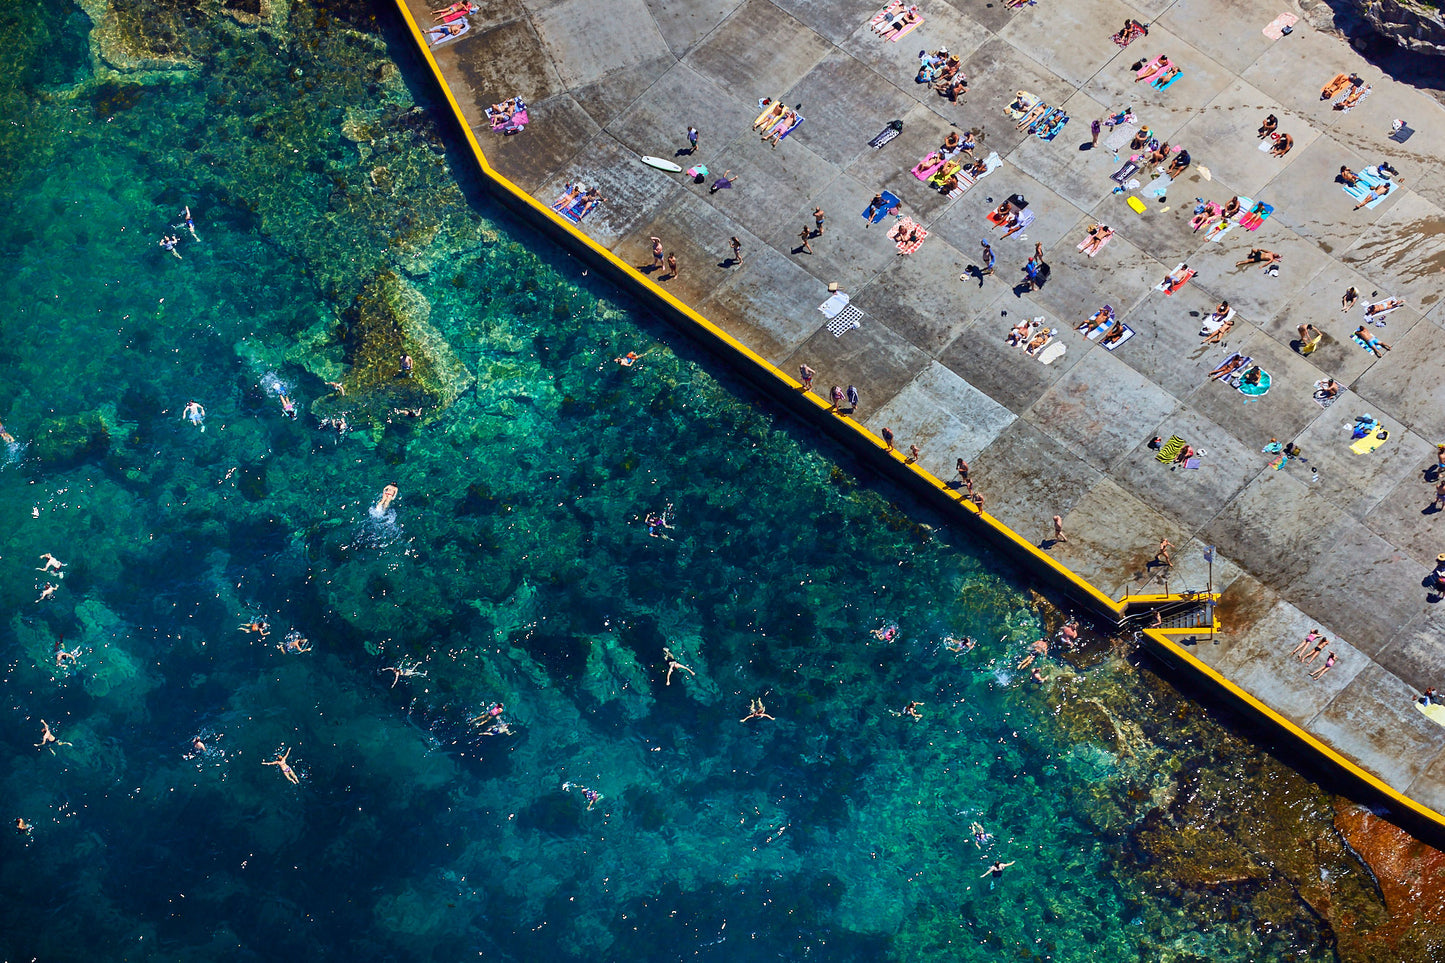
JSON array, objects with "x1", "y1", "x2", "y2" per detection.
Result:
[{"x1": 1269, "y1": 132, "x2": 1294, "y2": 156}]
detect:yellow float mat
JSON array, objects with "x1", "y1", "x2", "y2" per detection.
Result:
[
  {"x1": 1350, "y1": 428, "x2": 1389, "y2": 454},
  {"x1": 1127, "y1": 196, "x2": 1147, "y2": 214},
  {"x1": 1417, "y1": 701, "x2": 1445, "y2": 727}
]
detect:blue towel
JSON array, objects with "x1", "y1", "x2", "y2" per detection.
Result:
[{"x1": 862, "y1": 190, "x2": 901, "y2": 223}]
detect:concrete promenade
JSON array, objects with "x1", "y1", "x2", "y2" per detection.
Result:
[{"x1": 397, "y1": 0, "x2": 1445, "y2": 827}]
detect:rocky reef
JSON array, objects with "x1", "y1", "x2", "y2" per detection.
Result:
[{"x1": 1303, "y1": 0, "x2": 1445, "y2": 57}]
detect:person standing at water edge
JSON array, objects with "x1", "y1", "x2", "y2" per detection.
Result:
[
  {"x1": 650, "y1": 236, "x2": 664, "y2": 271},
  {"x1": 798, "y1": 363, "x2": 815, "y2": 391},
  {"x1": 846, "y1": 385, "x2": 859, "y2": 412}
]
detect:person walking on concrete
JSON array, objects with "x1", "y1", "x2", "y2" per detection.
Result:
[
  {"x1": 686, "y1": 126, "x2": 699, "y2": 154},
  {"x1": 798, "y1": 226, "x2": 813, "y2": 254},
  {"x1": 813, "y1": 207, "x2": 826, "y2": 235},
  {"x1": 846, "y1": 385, "x2": 859, "y2": 412},
  {"x1": 1052, "y1": 515, "x2": 1067, "y2": 543},
  {"x1": 1155, "y1": 537, "x2": 1172, "y2": 567},
  {"x1": 730, "y1": 236, "x2": 742, "y2": 265},
  {"x1": 881, "y1": 426, "x2": 895, "y2": 451},
  {"x1": 979, "y1": 239, "x2": 995, "y2": 278},
  {"x1": 798, "y1": 363, "x2": 815, "y2": 391},
  {"x1": 906, "y1": 443, "x2": 921, "y2": 464}
]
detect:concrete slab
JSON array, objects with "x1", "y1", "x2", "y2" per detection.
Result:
[
  {"x1": 1260, "y1": 135, "x2": 1402, "y2": 255},
  {"x1": 604, "y1": 61, "x2": 758, "y2": 170},
  {"x1": 1004, "y1": 90, "x2": 1117, "y2": 212},
  {"x1": 864, "y1": 361, "x2": 1019, "y2": 478},
  {"x1": 1175, "y1": 221, "x2": 1333, "y2": 327},
  {"x1": 1022, "y1": 227, "x2": 1163, "y2": 337},
  {"x1": 477, "y1": 94, "x2": 597, "y2": 192},
  {"x1": 848, "y1": 103, "x2": 968, "y2": 222},
  {"x1": 970, "y1": 420, "x2": 1107, "y2": 540},
  {"x1": 1375, "y1": 610, "x2": 1445, "y2": 695},
  {"x1": 539, "y1": 134, "x2": 684, "y2": 246},
  {"x1": 1349, "y1": 315, "x2": 1445, "y2": 442},
  {"x1": 783, "y1": 51, "x2": 921, "y2": 169},
  {"x1": 682, "y1": 0, "x2": 835, "y2": 102},
  {"x1": 1340, "y1": 190, "x2": 1445, "y2": 314},
  {"x1": 849, "y1": 235, "x2": 984, "y2": 354},
  {"x1": 1406, "y1": 746, "x2": 1445, "y2": 820},
  {"x1": 614, "y1": 191, "x2": 753, "y2": 306},
  {"x1": 643, "y1": 0, "x2": 745, "y2": 58},
  {"x1": 532, "y1": 0, "x2": 672, "y2": 89},
  {"x1": 769, "y1": 0, "x2": 896, "y2": 45},
  {"x1": 1106, "y1": 280, "x2": 1232, "y2": 400},
  {"x1": 926, "y1": 164, "x2": 1090, "y2": 267},
  {"x1": 569, "y1": 58, "x2": 678, "y2": 131},
  {"x1": 1109, "y1": 402, "x2": 1262, "y2": 528},
  {"x1": 1168, "y1": 79, "x2": 1320, "y2": 198},
  {"x1": 1363, "y1": 466, "x2": 1445, "y2": 569},
  {"x1": 763, "y1": 171, "x2": 903, "y2": 292},
  {"x1": 698, "y1": 134, "x2": 842, "y2": 245},
  {"x1": 696, "y1": 244, "x2": 837, "y2": 360},
  {"x1": 936, "y1": 294, "x2": 1087, "y2": 411},
  {"x1": 955, "y1": 37, "x2": 1079, "y2": 157},
  {"x1": 1309, "y1": 663, "x2": 1445, "y2": 789},
  {"x1": 839, "y1": 3, "x2": 994, "y2": 107},
  {"x1": 1081, "y1": 27, "x2": 1238, "y2": 127},
  {"x1": 1153, "y1": 0, "x2": 1276, "y2": 76},
  {"x1": 1049, "y1": 478, "x2": 1188, "y2": 597},
  {"x1": 1026, "y1": 348, "x2": 1179, "y2": 473},
  {"x1": 1258, "y1": 259, "x2": 1401, "y2": 387},
  {"x1": 784, "y1": 318, "x2": 934, "y2": 415},
  {"x1": 441, "y1": 21, "x2": 566, "y2": 127},
  {"x1": 995, "y1": 0, "x2": 1139, "y2": 87},
  {"x1": 1288, "y1": 400, "x2": 1432, "y2": 521}
]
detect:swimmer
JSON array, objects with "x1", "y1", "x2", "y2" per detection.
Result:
[
  {"x1": 970, "y1": 822, "x2": 994, "y2": 848},
  {"x1": 380, "y1": 660, "x2": 427, "y2": 688},
  {"x1": 191, "y1": 736, "x2": 207, "y2": 755},
  {"x1": 870, "y1": 623, "x2": 899, "y2": 641},
  {"x1": 943, "y1": 635, "x2": 976, "y2": 654},
  {"x1": 0, "y1": 423, "x2": 12, "y2": 444},
  {"x1": 398, "y1": 354, "x2": 413, "y2": 378},
  {"x1": 238, "y1": 621, "x2": 271, "y2": 637},
  {"x1": 644, "y1": 507, "x2": 673, "y2": 537},
  {"x1": 562, "y1": 780, "x2": 603, "y2": 810},
  {"x1": 1060, "y1": 620, "x2": 1079, "y2": 645},
  {"x1": 900, "y1": 700, "x2": 924, "y2": 721},
  {"x1": 279, "y1": 395, "x2": 297, "y2": 419},
  {"x1": 181, "y1": 400, "x2": 205, "y2": 430},
  {"x1": 279, "y1": 631, "x2": 311, "y2": 654},
  {"x1": 324, "y1": 380, "x2": 346, "y2": 396},
  {"x1": 37, "y1": 583, "x2": 57, "y2": 602},
  {"x1": 159, "y1": 234, "x2": 182, "y2": 259},
  {"x1": 980, "y1": 859, "x2": 1016, "y2": 878},
  {"x1": 1016, "y1": 638, "x2": 1048, "y2": 669},
  {"x1": 377, "y1": 483, "x2": 399, "y2": 513},
  {"x1": 470, "y1": 702, "x2": 506, "y2": 732},
  {"x1": 663, "y1": 646, "x2": 695, "y2": 685},
  {"x1": 54, "y1": 640, "x2": 81, "y2": 667},
  {"x1": 38, "y1": 553, "x2": 65, "y2": 573},
  {"x1": 35, "y1": 719, "x2": 72, "y2": 751},
  {"x1": 263, "y1": 747, "x2": 300, "y2": 785},
  {"x1": 615, "y1": 351, "x2": 639, "y2": 367},
  {"x1": 16, "y1": 817, "x2": 33, "y2": 836},
  {"x1": 1030, "y1": 667, "x2": 1046, "y2": 684},
  {"x1": 176, "y1": 206, "x2": 199, "y2": 241},
  {"x1": 741, "y1": 697, "x2": 775, "y2": 722}
]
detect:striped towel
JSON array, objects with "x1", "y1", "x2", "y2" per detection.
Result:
[{"x1": 1156, "y1": 436, "x2": 1186, "y2": 463}]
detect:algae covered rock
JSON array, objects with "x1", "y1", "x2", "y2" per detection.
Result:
[
  {"x1": 33, "y1": 409, "x2": 111, "y2": 466},
  {"x1": 315, "y1": 270, "x2": 474, "y2": 424}
]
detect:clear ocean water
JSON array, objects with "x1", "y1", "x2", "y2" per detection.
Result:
[{"x1": 0, "y1": 2, "x2": 1435, "y2": 961}]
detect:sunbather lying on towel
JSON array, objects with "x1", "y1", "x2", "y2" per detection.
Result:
[
  {"x1": 1354, "y1": 326, "x2": 1391, "y2": 356},
  {"x1": 1113, "y1": 19, "x2": 1148, "y2": 46},
  {"x1": 1190, "y1": 201, "x2": 1221, "y2": 230},
  {"x1": 1353, "y1": 181, "x2": 1391, "y2": 209},
  {"x1": 1209, "y1": 354, "x2": 1248, "y2": 380},
  {"x1": 1320, "y1": 73, "x2": 1350, "y2": 99},
  {"x1": 1161, "y1": 265, "x2": 1190, "y2": 293},
  {"x1": 425, "y1": 21, "x2": 467, "y2": 44},
  {"x1": 1269, "y1": 133, "x2": 1293, "y2": 156},
  {"x1": 753, "y1": 100, "x2": 786, "y2": 130},
  {"x1": 1365, "y1": 297, "x2": 1405, "y2": 317},
  {"x1": 1335, "y1": 85, "x2": 1369, "y2": 110},
  {"x1": 1016, "y1": 102, "x2": 1049, "y2": 130},
  {"x1": 874, "y1": 3, "x2": 914, "y2": 32},
  {"x1": 432, "y1": 1, "x2": 478, "y2": 21},
  {"x1": 1024, "y1": 329, "x2": 1053, "y2": 353},
  {"x1": 1338, "y1": 166, "x2": 1360, "y2": 187},
  {"x1": 1078, "y1": 306, "x2": 1114, "y2": 335},
  {"x1": 879, "y1": 6, "x2": 921, "y2": 37},
  {"x1": 1201, "y1": 314, "x2": 1233, "y2": 344},
  {"x1": 1134, "y1": 56, "x2": 1169, "y2": 82},
  {"x1": 1080, "y1": 224, "x2": 1113, "y2": 255},
  {"x1": 1257, "y1": 114, "x2": 1277, "y2": 139},
  {"x1": 1100, "y1": 323, "x2": 1128, "y2": 348},
  {"x1": 1152, "y1": 66, "x2": 1183, "y2": 89},
  {"x1": 1006, "y1": 319, "x2": 1037, "y2": 346}
]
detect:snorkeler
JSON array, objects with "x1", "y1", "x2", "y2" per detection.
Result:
[
  {"x1": 15, "y1": 817, "x2": 33, "y2": 836},
  {"x1": 35, "y1": 719, "x2": 72, "y2": 751},
  {"x1": 1030, "y1": 667, "x2": 1046, "y2": 684},
  {"x1": 377, "y1": 483, "x2": 399, "y2": 513},
  {"x1": 37, "y1": 553, "x2": 65, "y2": 573},
  {"x1": 615, "y1": 351, "x2": 639, "y2": 367},
  {"x1": 970, "y1": 822, "x2": 994, "y2": 848},
  {"x1": 398, "y1": 354, "x2": 414, "y2": 378},
  {"x1": 175, "y1": 206, "x2": 199, "y2": 241},
  {"x1": 980, "y1": 859, "x2": 1016, "y2": 879},
  {"x1": 238, "y1": 621, "x2": 271, "y2": 637},
  {"x1": 279, "y1": 631, "x2": 311, "y2": 654},
  {"x1": 182, "y1": 401, "x2": 205, "y2": 430},
  {"x1": 741, "y1": 697, "x2": 775, "y2": 723},
  {"x1": 159, "y1": 234, "x2": 182, "y2": 259},
  {"x1": 900, "y1": 701, "x2": 923, "y2": 721},
  {"x1": 943, "y1": 636, "x2": 976, "y2": 654},
  {"x1": 663, "y1": 646, "x2": 695, "y2": 685},
  {"x1": 562, "y1": 780, "x2": 603, "y2": 810},
  {"x1": 870, "y1": 623, "x2": 899, "y2": 641},
  {"x1": 644, "y1": 506, "x2": 673, "y2": 537},
  {"x1": 279, "y1": 395, "x2": 297, "y2": 419},
  {"x1": 380, "y1": 660, "x2": 427, "y2": 688},
  {"x1": 263, "y1": 748, "x2": 300, "y2": 785},
  {"x1": 54, "y1": 640, "x2": 81, "y2": 667},
  {"x1": 37, "y1": 583, "x2": 57, "y2": 602}
]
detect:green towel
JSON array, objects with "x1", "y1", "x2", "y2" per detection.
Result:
[{"x1": 1156, "y1": 435, "x2": 1186, "y2": 463}]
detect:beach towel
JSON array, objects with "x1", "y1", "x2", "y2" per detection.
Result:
[
  {"x1": 827, "y1": 305, "x2": 864, "y2": 337},
  {"x1": 1262, "y1": 12, "x2": 1297, "y2": 39},
  {"x1": 1235, "y1": 368, "x2": 1271, "y2": 396},
  {"x1": 930, "y1": 160, "x2": 962, "y2": 188},
  {"x1": 869, "y1": 120, "x2": 905, "y2": 149},
  {"x1": 1005, "y1": 91, "x2": 1038, "y2": 122},
  {"x1": 1076, "y1": 233, "x2": 1112, "y2": 258},
  {"x1": 1351, "y1": 331, "x2": 1387, "y2": 354},
  {"x1": 1145, "y1": 173, "x2": 1172, "y2": 198},
  {"x1": 1156, "y1": 436, "x2": 1187, "y2": 463},
  {"x1": 1110, "y1": 160, "x2": 1140, "y2": 184},
  {"x1": 1199, "y1": 307, "x2": 1235, "y2": 336},
  {"x1": 869, "y1": 0, "x2": 904, "y2": 27},
  {"x1": 1343, "y1": 167, "x2": 1394, "y2": 208},
  {"x1": 1363, "y1": 298, "x2": 1404, "y2": 321},
  {"x1": 1113, "y1": 22, "x2": 1147, "y2": 47},
  {"x1": 495, "y1": 107, "x2": 528, "y2": 133},
  {"x1": 881, "y1": 11, "x2": 924, "y2": 40},
  {"x1": 1025, "y1": 329, "x2": 1058, "y2": 357},
  {"x1": 1240, "y1": 203, "x2": 1273, "y2": 231},
  {"x1": 1190, "y1": 202, "x2": 1222, "y2": 231},
  {"x1": 773, "y1": 114, "x2": 805, "y2": 141},
  {"x1": 1320, "y1": 73, "x2": 1350, "y2": 100},
  {"x1": 1102, "y1": 122, "x2": 1140, "y2": 154},
  {"x1": 1350, "y1": 427, "x2": 1389, "y2": 454},
  {"x1": 862, "y1": 190, "x2": 901, "y2": 223},
  {"x1": 948, "y1": 152, "x2": 1001, "y2": 196},
  {"x1": 1037, "y1": 341, "x2": 1066, "y2": 364},
  {"x1": 1204, "y1": 218, "x2": 1234, "y2": 242},
  {"x1": 1335, "y1": 84, "x2": 1371, "y2": 112},
  {"x1": 1153, "y1": 69, "x2": 1184, "y2": 91},
  {"x1": 1135, "y1": 55, "x2": 1167, "y2": 79},
  {"x1": 889, "y1": 217, "x2": 929, "y2": 254},
  {"x1": 752, "y1": 99, "x2": 786, "y2": 130},
  {"x1": 426, "y1": 20, "x2": 471, "y2": 45},
  {"x1": 1157, "y1": 263, "x2": 1194, "y2": 294},
  {"x1": 1079, "y1": 306, "x2": 1115, "y2": 338},
  {"x1": 818, "y1": 292, "x2": 851, "y2": 319},
  {"x1": 912, "y1": 151, "x2": 946, "y2": 180},
  {"x1": 1037, "y1": 113, "x2": 1069, "y2": 140},
  {"x1": 1102, "y1": 324, "x2": 1135, "y2": 350}
]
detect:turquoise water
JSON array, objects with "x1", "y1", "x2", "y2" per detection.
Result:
[{"x1": 0, "y1": 2, "x2": 1428, "y2": 961}]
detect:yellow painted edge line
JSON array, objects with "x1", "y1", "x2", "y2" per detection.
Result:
[
  {"x1": 393, "y1": 1, "x2": 1445, "y2": 833},
  {"x1": 1142, "y1": 628, "x2": 1445, "y2": 831}
]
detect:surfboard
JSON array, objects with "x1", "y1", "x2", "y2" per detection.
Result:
[
  {"x1": 640, "y1": 156, "x2": 683, "y2": 173},
  {"x1": 1416, "y1": 700, "x2": 1445, "y2": 728}
]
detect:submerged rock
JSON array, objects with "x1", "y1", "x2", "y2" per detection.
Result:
[{"x1": 33, "y1": 409, "x2": 111, "y2": 466}]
